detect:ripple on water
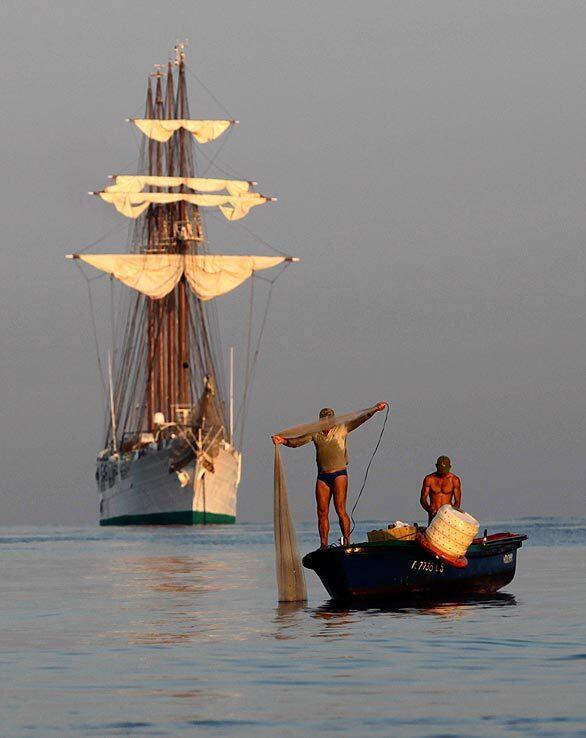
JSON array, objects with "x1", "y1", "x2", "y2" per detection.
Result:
[{"x1": 0, "y1": 522, "x2": 584, "y2": 737}]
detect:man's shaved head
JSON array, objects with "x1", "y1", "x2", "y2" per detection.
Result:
[{"x1": 436, "y1": 456, "x2": 452, "y2": 474}]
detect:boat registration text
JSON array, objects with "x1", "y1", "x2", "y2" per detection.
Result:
[{"x1": 410, "y1": 560, "x2": 445, "y2": 573}]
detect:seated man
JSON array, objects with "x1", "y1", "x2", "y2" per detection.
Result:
[
  {"x1": 273, "y1": 403, "x2": 387, "y2": 547},
  {"x1": 420, "y1": 455, "x2": 462, "y2": 525}
]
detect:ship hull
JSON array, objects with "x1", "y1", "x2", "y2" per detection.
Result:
[
  {"x1": 100, "y1": 510, "x2": 235, "y2": 526},
  {"x1": 98, "y1": 443, "x2": 241, "y2": 526}
]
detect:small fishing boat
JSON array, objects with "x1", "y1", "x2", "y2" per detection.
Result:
[{"x1": 302, "y1": 531, "x2": 527, "y2": 602}]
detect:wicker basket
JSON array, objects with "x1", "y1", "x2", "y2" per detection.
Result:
[{"x1": 367, "y1": 525, "x2": 417, "y2": 543}]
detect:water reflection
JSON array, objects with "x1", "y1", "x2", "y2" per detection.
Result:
[
  {"x1": 313, "y1": 592, "x2": 517, "y2": 622},
  {"x1": 110, "y1": 554, "x2": 228, "y2": 596},
  {"x1": 271, "y1": 592, "x2": 517, "y2": 640},
  {"x1": 272, "y1": 601, "x2": 308, "y2": 640},
  {"x1": 309, "y1": 606, "x2": 356, "y2": 638},
  {"x1": 103, "y1": 554, "x2": 230, "y2": 645}
]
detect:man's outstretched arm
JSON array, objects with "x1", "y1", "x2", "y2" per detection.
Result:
[
  {"x1": 345, "y1": 401, "x2": 388, "y2": 433},
  {"x1": 272, "y1": 433, "x2": 312, "y2": 447}
]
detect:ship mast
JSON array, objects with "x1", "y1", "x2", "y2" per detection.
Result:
[
  {"x1": 165, "y1": 60, "x2": 177, "y2": 423},
  {"x1": 71, "y1": 43, "x2": 295, "y2": 452},
  {"x1": 146, "y1": 78, "x2": 157, "y2": 427},
  {"x1": 144, "y1": 45, "x2": 197, "y2": 426},
  {"x1": 154, "y1": 70, "x2": 167, "y2": 422},
  {"x1": 176, "y1": 46, "x2": 191, "y2": 411}
]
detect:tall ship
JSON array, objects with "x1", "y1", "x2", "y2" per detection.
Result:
[{"x1": 68, "y1": 44, "x2": 296, "y2": 525}]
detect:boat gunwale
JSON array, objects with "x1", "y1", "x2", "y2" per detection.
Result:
[{"x1": 302, "y1": 531, "x2": 527, "y2": 569}]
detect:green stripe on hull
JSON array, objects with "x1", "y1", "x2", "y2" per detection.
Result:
[{"x1": 100, "y1": 510, "x2": 236, "y2": 526}]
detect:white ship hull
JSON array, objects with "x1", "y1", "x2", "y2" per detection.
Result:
[{"x1": 98, "y1": 442, "x2": 241, "y2": 525}]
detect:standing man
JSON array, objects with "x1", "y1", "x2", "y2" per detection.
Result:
[
  {"x1": 273, "y1": 403, "x2": 388, "y2": 548},
  {"x1": 420, "y1": 455, "x2": 462, "y2": 525}
]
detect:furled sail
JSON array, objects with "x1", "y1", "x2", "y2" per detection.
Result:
[
  {"x1": 219, "y1": 202, "x2": 256, "y2": 221},
  {"x1": 185, "y1": 255, "x2": 286, "y2": 301},
  {"x1": 75, "y1": 254, "x2": 184, "y2": 299},
  {"x1": 98, "y1": 191, "x2": 270, "y2": 220},
  {"x1": 131, "y1": 118, "x2": 233, "y2": 143},
  {"x1": 69, "y1": 253, "x2": 289, "y2": 300},
  {"x1": 106, "y1": 175, "x2": 252, "y2": 195}
]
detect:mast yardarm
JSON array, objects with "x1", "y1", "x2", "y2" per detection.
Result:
[
  {"x1": 67, "y1": 253, "x2": 294, "y2": 301},
  {"x1": 95, "y1": 190, "x2": 272, "y2": 221},
  {"x1": 106, "y1": 175, "x2": 255, "y2": 193},
  {"x1": 130, "y1": 118, "x2": 236, "y2": 143}
]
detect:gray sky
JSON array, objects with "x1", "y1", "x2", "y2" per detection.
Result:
[{"x1": 1, "y1": 1, "x2": 585, "y2": 525}]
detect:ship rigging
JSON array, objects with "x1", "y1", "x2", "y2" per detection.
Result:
[{"x1": 68, "y1": 44, "x2": 297, "y2": 525}]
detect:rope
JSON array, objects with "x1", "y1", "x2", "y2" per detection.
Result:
[
  {"x1": 109, "y1": 276, "x2": 116, "y2": 359},
  {"x1": 237, "y1": 276, "x2": 255, "y2": 445},
  {"x1": 76, "y1": 262, "x2": 107, "y2": 409},
  {"x1": 200, "y1": 127, "x2": 233, "y2": 177},
  {"x1": 76, "y1": 222, "x2": 128, "y2": 254},
  {"x1": 193, "y1": 143, "x2": 244, "y2": 181},
  {"x1": 238, "y1": 280, "x2": 273, "y2": 450},
  {"x1": 184, "y1": 64, "x2": 233, "y2": 118},
  {"x1": 237, "y1": 264, "x2": 290, "y2": 449},
  {"x1": 198, "y1": 211, "x2": 292, "y2": 258},
  {"x1": 232, "y1": 220, "x2": 291, "y2": 257},
  {"x1": 349, "y1": 404, "x2": 390, "y2": 536}
]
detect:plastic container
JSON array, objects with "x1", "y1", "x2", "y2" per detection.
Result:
[{"x1": 425, "y1": 505, "x2": 479, "y2": 558}]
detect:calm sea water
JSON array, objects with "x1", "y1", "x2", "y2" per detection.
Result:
[{"x1": 1, "y1": 517, "x2": 585, "y2": 738}]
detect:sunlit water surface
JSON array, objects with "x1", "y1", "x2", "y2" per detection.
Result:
[{"x1": 1, "y1": 518, "x2": 585, "y2": 737}]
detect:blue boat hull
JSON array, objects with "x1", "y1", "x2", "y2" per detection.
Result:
[{"x1": 302, "y1": 532, "x2": 526, "y2": 602}]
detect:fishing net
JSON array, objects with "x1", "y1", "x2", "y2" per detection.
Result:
[{"x1": 273, "y1": 406, "x2": 377, "y2": 602}]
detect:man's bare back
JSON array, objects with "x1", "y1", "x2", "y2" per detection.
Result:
[{"x1": 420, "y1": 456, "x2": 462, "y2": 525}]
